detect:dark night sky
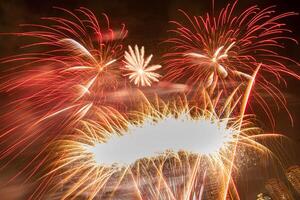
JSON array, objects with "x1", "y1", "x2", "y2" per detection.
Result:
[
  {"x1": 1, "y1": 0, "x2": 300, "y2": 53},
  {"x1": 0, "y1": 0, "x2": 299, "y2": 199}
]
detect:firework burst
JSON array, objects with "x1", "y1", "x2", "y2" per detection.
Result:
[
  {"x1": 1, "y1": 7, "x2": 129, "y2": 118},
  {"x1": 0, "y1": 2, "x2": 298, "y2": 200},
  {"x1": 0, "y1": 7, "x2": 131, "y2": 185},
  {"x1": 33, "y1": 91, "x2": 279, "y2": 200},
  {"x1": 163, "y1": 0, "x2": 299, "y2": 125},
  {"x1": 123, "y1": 45, "x2": 162, "y2": 87}
]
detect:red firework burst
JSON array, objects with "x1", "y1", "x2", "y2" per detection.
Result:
[
  {"x1": 163, "y1": 0, "x2": 300, "y2": 125},
  {"x1": 0, "y1": 7, "x2": 129, "y2": 183}
]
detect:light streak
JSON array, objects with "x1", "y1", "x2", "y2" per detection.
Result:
[
  {"x1": 163, "y1": 0, "x2": 299, "y2": 125},
  {"x1": 0, "y1": 7, "x2": 129, "y2": 189},
  {"x1": 124, "y1": 45, "x2": 162, "y2": 86},
  {"x1": 37, "y1": 93, "x2": 276, "y2": 199}
]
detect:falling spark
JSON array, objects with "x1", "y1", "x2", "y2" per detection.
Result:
[
  {"x1": 36, "y1": 92, "x2": 278, "y2": 199},
  {"x1": 0, "y1": 2, "x2": 298, "y2": 200}
]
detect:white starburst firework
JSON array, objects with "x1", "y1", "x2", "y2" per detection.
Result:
[{"x1": 123, "y1": 45, "x2": 161, "y2": 86}]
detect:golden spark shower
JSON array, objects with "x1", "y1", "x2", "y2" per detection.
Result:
[{"x1": 0, "y1": 0, "x2": 299, "y2": 199}]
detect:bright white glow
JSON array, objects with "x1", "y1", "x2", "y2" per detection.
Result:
[
  {"x1": 84, "y1": 115, "x2": 235, "y2": 166},
  {"x1": 123, "y1": 45, "x2": 161, "y2": 86}
]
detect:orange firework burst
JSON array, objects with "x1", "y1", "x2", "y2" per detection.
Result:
[
  {"x1": 163, "y1": 0, "x2": 300, "y2": 125},
  {"x1": 30, "y1": 89, "x2": 283, "y2": 200}
]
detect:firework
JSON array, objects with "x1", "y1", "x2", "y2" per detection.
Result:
[
  {"x1": 0, "y1": 7, "x2": 130, "y2": 185},
  {"x1": 163, "y1": 0, "x2": 299, "y2": 125},
  {"x1": 184, "y1": 42, "x2": 237, "y2": 88},
  {"x1": 123, "y1": 45, "x2": 162, "y2": 87},
  {"x1": 0, "y1": 2, "x2": 298, "y2": 199},
  {"x1": 1, "y1": 7, "x2": 129, "y2": 119},
  {"x1": 32, "y1": 90, "x2": 279, "y2": 200}
]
